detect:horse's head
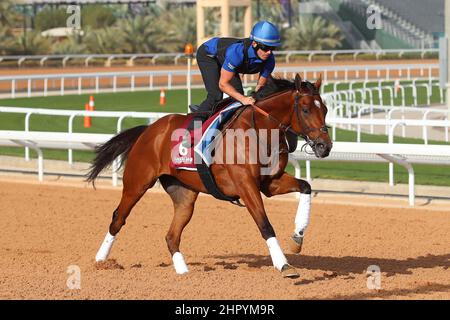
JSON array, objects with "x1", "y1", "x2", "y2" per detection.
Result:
[
  {"x1": 289, "y1": 74, "x2": 332, "y2": 158},
  {"x1": 253, "y1": 74, "x2": 332, "y2": 158}
]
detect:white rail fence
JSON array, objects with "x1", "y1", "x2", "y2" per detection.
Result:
[
  {"x1": 0, "y1": 131, "x2": 116, "y2": 183},
  {"x1": 0, "y1": 49, "x2": 438, "y2": 67},
  {"x1": 328, "y1": 105, "x2": 449, "y2": 143},
  {"x1": 1, "y1": 129, "x2": 449, "y2": 206},
  {"x1": 0, "y1": 53, "x2": 188, "y2": 68},
  {"x1": 278, "y1": 48, "x2": 438, "y2": 62},
  {"x1": 2, "y1": 104, "x2": 449, "y2": 145},
  {"x1": 319, "y1": 80, "x2": 449, "y2": 143},
  {"x1": 323, "y1": 80, "x2": 444, "y2": 111},
  {"x1": 289, "y1": 142, "x2": 450, "y2": 206},
  {"x1": 2, "y1": 106, "x2": 449, "y2": 159},
  {"x1": 0, "y1": 63, "x2": 439, "y2": 99},
  {"x1": 326, "y1": 117, "x2": 450, "y2": 193},
  {"x1": 0, "y1": 106, "x2": 167, "y2": 164}
]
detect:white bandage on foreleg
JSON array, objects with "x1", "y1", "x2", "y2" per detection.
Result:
[
  {"x1": 95, "y1": 232, "x2": 116, "y2": 262},
  {"x1": 266, "y1": 237, "x2": 288, "y2": 271},
  {"x1": 172, "y1": 252, "x2": 189, "y2": 274},
  {"x1": 295, "y1": 193, "x2": 311, "y2": 236}
]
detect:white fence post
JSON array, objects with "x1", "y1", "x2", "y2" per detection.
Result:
[
  {"x1": 11, "y1": 79, "x2": 15, "y2": 98},
  {"x1": 78, "y1": 77, "x2": 82, "y2": 95}
]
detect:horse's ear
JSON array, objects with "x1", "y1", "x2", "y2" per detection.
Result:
[
  {"x1": 295, "y1": 74, "x2": 302, "y2": 91},
  {"x1": 315, "y1": 74, "x2": 322, "y2": 90}
]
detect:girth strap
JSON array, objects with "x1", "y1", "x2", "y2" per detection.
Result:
[{"x1": 195, "y1": 158, "x2": 245, "y2": 207}]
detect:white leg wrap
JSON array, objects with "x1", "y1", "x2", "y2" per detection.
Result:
[
  {"x1": 266, "y1": 237, "x2": 288, "y2": 271},
  {"x1": 95, "y1": 232, "x2": 116, "y2": 262},
  {"x1": 172, "y1": 252, "x2": 189, "y2": 274},
  {"x1": 295, "y1": 193, "x2": 311, "y2": 236}
]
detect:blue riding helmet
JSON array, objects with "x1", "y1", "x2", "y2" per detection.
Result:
[{"x1": 249, "y1": 21, "x2": 281, "y2": 47}]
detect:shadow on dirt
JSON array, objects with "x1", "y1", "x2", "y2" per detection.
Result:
[
  {"x1": 211, "y1": 252, "x2": 450, "y2": 279},
  {"x1": 328, "y1": 283, "x2": 450, "y2": 299}
]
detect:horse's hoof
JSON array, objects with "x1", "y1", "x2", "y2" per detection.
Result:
[
  {"x1": 281, "y1": 264, "x2": 299, "y2": 279},
  {"x1": 289, "y1": 233, "x2": 303, "y2": 254}
]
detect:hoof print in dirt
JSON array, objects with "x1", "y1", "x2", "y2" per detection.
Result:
[{"x1": 95, "y1": 259, "x2": 124, "y2": 270}]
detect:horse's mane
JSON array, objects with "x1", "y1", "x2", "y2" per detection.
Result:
[{"x1": 252, "y1": 76, "x2": 318, "y2": 101}]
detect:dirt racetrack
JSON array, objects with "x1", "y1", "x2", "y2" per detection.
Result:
[{"x1": 0, "y1": 177, "x2": 449, "y2": 300}]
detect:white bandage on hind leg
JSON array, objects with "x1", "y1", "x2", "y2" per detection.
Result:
[
  {"x1": 295, "y1": 193, "x2": 311, "y2": 236},
  {"x1": 95, "y1": 232, "x2": 116, "y2": 262},
  {"x1": 172, "y1": 252, "x2": 189, "y2": 274},
  {"x1": 266, "y1": 237, "x2": 288, "y2": 271}
]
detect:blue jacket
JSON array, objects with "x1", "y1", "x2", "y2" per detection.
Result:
[{"x1": 202, "y1": 37, "x2": 275, "y2": 78}]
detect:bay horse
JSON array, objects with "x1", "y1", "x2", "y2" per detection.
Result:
[{"x1": 87, "y1": 74, "x2": 332, "y2": 278}]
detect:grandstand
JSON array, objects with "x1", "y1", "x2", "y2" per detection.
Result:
[
  {"x1": 325, "y1": 0, "x2": 442, "y2": 49},
  {"x1": 373, "y1": 0, "x2": 444, "y2": 37}
]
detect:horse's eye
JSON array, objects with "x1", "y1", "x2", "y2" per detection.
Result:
[{"x1": 302, "y1": 106, "x2": 310, "y2": 114}]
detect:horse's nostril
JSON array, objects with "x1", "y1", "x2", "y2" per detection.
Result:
[{"x1": 317, "y1": 143, "x2": 325, "y2": 150}]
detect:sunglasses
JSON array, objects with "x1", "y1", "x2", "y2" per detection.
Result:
[{"x1": 256, "y1": 43, "x2": 276, "y2": 52}]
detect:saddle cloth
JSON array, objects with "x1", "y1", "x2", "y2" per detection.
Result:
[{"x1": 170, "y1": 101, "x2": 243, "y2": 170}]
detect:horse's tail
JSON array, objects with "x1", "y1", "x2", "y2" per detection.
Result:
[{"x1": 85, "y1": 125, "x2": 148, "y2": 185}]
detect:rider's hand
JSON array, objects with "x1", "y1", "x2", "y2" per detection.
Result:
[{"x1": 241, "y1": 96, "x2": 256, "y2": 106}]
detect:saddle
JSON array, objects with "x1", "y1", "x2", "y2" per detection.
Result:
[{"x1": 188, "y1": 97, "x2": 236, "y2": 124}]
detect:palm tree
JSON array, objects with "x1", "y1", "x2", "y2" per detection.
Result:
[
  {"x1": 156, "y1": 7, "x2": 197, "y2": 51},
  {"x1": 252, "y1": 0, "x2": 285, "y2": 26},
  {"x1": 283, "y1": 16, "x2": 343, "y2": 51},
  {"x1": 52, "y1": 33, "x2": 87, "y2": 54},
  {"x1": 14, "y1": 30, "x2": 51, "y2": 55},
  {"x1": 84, "y1": 26, "x2": 124, "y2": 54},
  {"x1": 119, "y1": 15, "x2": 164, "y2": 53},
  {"x1": 0, "y1": 0, "x2": 21, "y2": 54},
  {"x1": 0, "y1": 0, "x2": 17, "y2": 26},
  {"x1": 0, "y1": 24, "x2": 16, "y2": 54},
  {"x1": 34, "y1": 7, "x2": 68, "y2": 31}
]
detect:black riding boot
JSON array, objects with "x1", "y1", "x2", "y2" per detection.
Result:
[{"x1": 189, "y1": 104, "x2": 201, "y2": 113}]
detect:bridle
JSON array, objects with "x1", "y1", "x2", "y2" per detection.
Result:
[{"x1": 253, "y1": 89, "x2": 329, "y2": 151}]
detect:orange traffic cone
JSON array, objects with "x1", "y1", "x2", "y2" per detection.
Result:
[
  {"x1": 89, "y1": 95, "x2": 95, "y2": 111},
  {"x1": 84, "y1": 102, "x2": 91, "y2": 128},
  {"x1": 159, "y1": 89, "x2": 166, "y2": 106}
]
